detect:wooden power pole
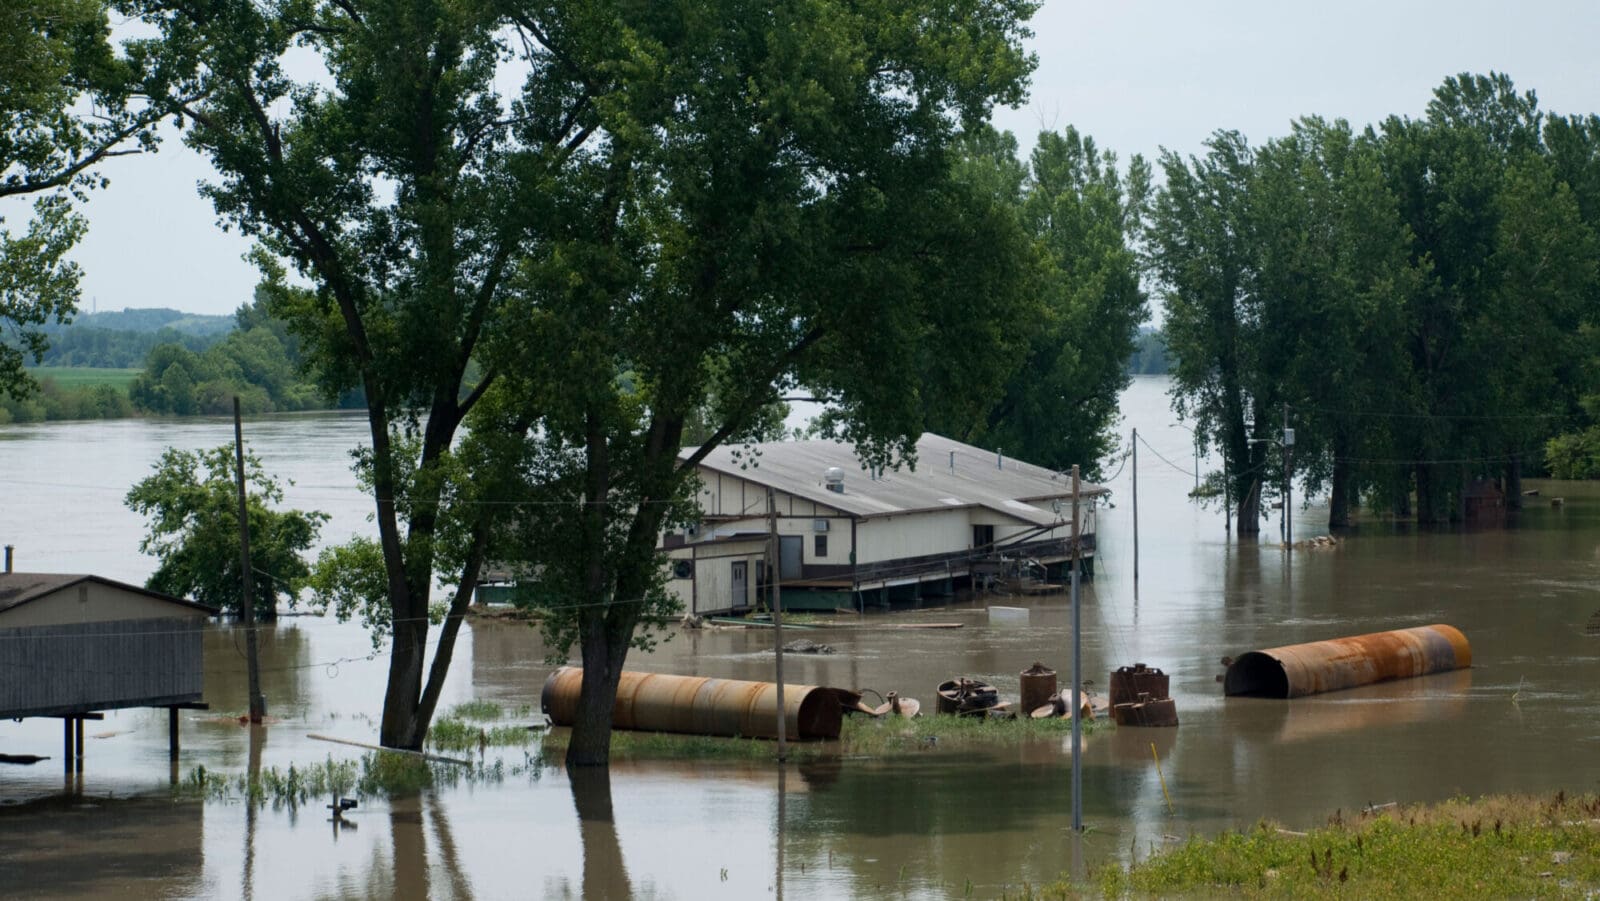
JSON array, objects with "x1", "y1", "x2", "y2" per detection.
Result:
[
  {"x1": 767, "y1": 487, "x2": 787, "y2": 761},
  {"x1": 233, "y1": 397, "x2": 266, "y2": 723}
]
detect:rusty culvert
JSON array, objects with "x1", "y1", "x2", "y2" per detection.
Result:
[
  {"x1": 540, "y1": 667, "x2": 845, "y2": 740},
  {"x1": 1223, "y1": 624, "x2": 1471, "y2": 698}
]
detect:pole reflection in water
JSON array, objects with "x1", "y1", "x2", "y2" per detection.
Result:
[
  {"x1": 569, "y1": 765, "x2": 633, "y2": 901},
  {"x1": 427, "y1": 792, "x2": 474, "y2": 901},
  {"x1": 775, "y1": 765, "x2": 787, "y2": 901},
  {"x1": 243, "y1": 723, "x2": 264, "y2": 900}
]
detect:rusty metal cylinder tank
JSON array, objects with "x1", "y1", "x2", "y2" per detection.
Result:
[
  {"x1": 1019, "y1": 663, "x2": 1057, "y2": 714},
  {"x1": 1224, "y1": 624, "x2": 1471, "y2": 698},
  {"x1": 1110, "y1": 663, "x2": 1170, "y2": 706},
  {"x1": 540, "y1": 667, "x2": 843, "y2": 740}
]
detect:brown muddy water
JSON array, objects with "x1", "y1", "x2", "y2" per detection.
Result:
[{"x1": 1, "y1": 377, "x2": 1599, "y2": 899}]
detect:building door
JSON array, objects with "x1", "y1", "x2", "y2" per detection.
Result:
[
  {"x1": 731, "y1": 561, "x2": 748, "y2": 609},
  {"x1": 779, "y1": 536, "x2": 803, "y2": 580}
]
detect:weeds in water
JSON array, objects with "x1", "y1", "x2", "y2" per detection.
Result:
[
  {"x1": 536, "y1": 711, "x2": 1102, "y2": 762},
  {"x1": 428, "y1": 717, "x2": 533, "y2": 752},
  {"x1": 175, "y1": 751, "x2": 547, "y2": 808},
  {"x1": 448, "y1": 699, "x2": 505, "y2": 721}
]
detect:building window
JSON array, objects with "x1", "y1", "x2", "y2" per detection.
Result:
[
  {"x1": 973, "y1": 524, "x2": 994, "y2": 548},
  {"x1": 814, "y1": 534, "x2": 828, "y2": 558}
]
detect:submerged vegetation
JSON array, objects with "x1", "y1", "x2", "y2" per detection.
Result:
[
  {"x1": 533, "y1": 711, "x2": 1103, "y2": 762},
  {"x1": 179, "y1": 752, "x2": 540, "y2": 808}
]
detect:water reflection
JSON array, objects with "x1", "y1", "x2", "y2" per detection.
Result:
[{"x1": 568, "y1": 766, "x2": 633, "y2": 901}]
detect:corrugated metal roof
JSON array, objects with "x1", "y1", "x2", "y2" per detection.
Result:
[
  {"x1": 685, "y1": 433, "x2": 1108, "y2": 525},
  {"x1": 0, "y1": 573, "x2": 218, "y2": 616}
]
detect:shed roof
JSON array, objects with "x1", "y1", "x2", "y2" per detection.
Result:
[
  {"x1": 685, "y1": 433, "x2": 1109, "y2": 526},
  {"x1": 0, "y1": 573, "x2": 219, "y2": 617}
]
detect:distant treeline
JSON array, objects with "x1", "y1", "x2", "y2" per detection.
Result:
[
  {"x1": 4, "y1": 297, "x2": 358, "y2": 423},
  {"x1": 1126, "y1": 328, "x2": 1168, "y2": 375},
  {"x1": 31, "y1": 308, "x2": 233, "y2": 368}
]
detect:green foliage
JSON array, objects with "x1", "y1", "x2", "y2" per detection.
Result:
[
  {"x1": 426, "y1": 718, "x2": 531, "y2": 752},
  {"x1": 306, "y1": 537, "x2": 397, "y2": 650},
  {"x1": 927, "y1": 126, "x2": 1149, "y2": 476},
  {"x1": 123, "y1": 0, "x2": 1038, "y2": 756},
  {"x1": 129, "y1": 292, "x2": 330, "y2": 415},
  {"x1": 0, "y1": 374, "x2": 134, "y2": 423},
  {"x1": 1148, "y1": 73, "x2": 1600, "y2": 530},
  {"x1": 125, "y1": 445, "x2": 327, "y2": 617},
  {"x1": 1, "y1": 0, "x2": 166, "y2": 400}
]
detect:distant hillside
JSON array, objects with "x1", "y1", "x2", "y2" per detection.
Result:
[
  {"x1": 64, "y1": 308, "x2": 234, "y2": 336},
  {"x1": 14, "y1": 308, "x2": 234, "y2": 368}
]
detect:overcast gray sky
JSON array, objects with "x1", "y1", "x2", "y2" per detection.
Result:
[{"x1": 59, "y1": 0, "x2": 1600, "y2": 317}]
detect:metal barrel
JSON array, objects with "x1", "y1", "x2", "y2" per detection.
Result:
[
  {"x1": 1019, "y1": 664, "x2": 1057, "y2": 714},
  {"x1": 540, "y1": 667, "x2": 844, "y2": 740},
  {"x1": 1224, "y1": 624, "x2": 1471, "y2": 698},
  {"x1": 1109, "y1": 663, "x2": 1170, "y2": 707}
]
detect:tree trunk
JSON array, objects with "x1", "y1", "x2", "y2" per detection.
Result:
[
  {"x1": 380, "y1": 613, "x2": 429, "y2": 748},
  {"x1": 1415, "y1": 464, "x2": 1434, "y2": 523},
  {"x1": 1506, "y1": 454, "x2": 1523, "y2": 510},
  {"x1": 1328, "y1": 443, "x2": 1352, "y2": 529},
  {"x1": 1235, "y1": 471, "x2": 1261, "y2": 534},
  {"x1": 565, "y1": 618, "x2": 632, "y2": 766}
]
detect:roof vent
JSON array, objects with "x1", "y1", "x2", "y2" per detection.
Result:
[{"x1": 824, "y1": 467, "x2": 845, "y2": 493}]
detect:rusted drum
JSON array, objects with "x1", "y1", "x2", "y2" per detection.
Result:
[
  {"x1": 540, "y1": 667, "x2": 843, "y2": 740},
  {"x1": 1109, "y1": 663, "x2": 1170, "y2": 706},
  {"x1": 1224, "y1": 624, "x2": 1471, "y2": 698},
  {"x1": 1019, "y1": 663, "x2": 1058, "y2": 715}
]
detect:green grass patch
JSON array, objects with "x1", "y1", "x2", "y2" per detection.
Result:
[
  {"x1": 26, "y1": 366, "x2": 139, "y2": 390},
  {"x1": 1041, "y1": 792, "x2": 1600, "y2": 900},
  {"x1": 447, "y1": 699, "x2": 505, "y2": 721},
  {"x1": 427, "y1": 717, "x2": 534, "y2": 752}
]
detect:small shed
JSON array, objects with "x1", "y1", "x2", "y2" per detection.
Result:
[{"x1": 0, "y1": 573, "x2": 215, "y2": 719}]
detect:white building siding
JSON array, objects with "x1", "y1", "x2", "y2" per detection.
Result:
[{"x1": 855, "y1": 509, "x2": 972, "y2": 565}]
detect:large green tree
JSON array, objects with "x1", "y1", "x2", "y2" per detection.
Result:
[
  {"x1": 126, "y1": 0, "x2": 1037, "y2": 756},
  {"x1": 1, "y1": 0, "x2": 163, "y2": 399},
  {"x1": 952, "y1": 126, "x2": 1148, "y2": 474},
  {"x1": 481, "y1": 0, "x2": 1040, "y2": 766}
]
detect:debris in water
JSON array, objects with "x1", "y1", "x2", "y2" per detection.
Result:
[{"x1": 783, "y1": 638, "x2": 835, "y2": 654}]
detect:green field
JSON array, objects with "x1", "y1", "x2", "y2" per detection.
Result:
[{"x1": 26, "y1": 367, "x2": 140, "y2": 390}]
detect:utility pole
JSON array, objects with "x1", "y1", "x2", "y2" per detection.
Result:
[
  {"x1": 1131, "y1": 428, "x2": 1138, "y2": 582},
  {"x1": 1283, "y1": 403, "x2": 1293, "y2": 548},
  {"x1": 233, "y1": 397, "x2": 266, "y2": 723},
  {"x1": 1070, "y1": 465, "x2": 1083, "y2": 832},
  {"x1": 767, "y1": 487, "x2": 787, "y2": 761}
]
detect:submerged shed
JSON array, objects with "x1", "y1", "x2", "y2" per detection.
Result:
[{"x1": 0, "y1": 573, "x2": 215, "y2": 719}]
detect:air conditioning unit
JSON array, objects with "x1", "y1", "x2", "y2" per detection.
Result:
[{"x1": 813, "y1": 519, "x2": 829, "y2": 532}]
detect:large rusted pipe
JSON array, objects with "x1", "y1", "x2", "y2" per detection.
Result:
[
  {"x1": 540, "y1": 667, "x2": 844, "y2": 741},
  {"x1": 1224, "y1": 624, "x2": 1471, "y2": 698}
]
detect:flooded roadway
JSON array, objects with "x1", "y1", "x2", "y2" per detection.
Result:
[{"x1": 2, "y1": 376, "x2": 1599, "y2": 898}]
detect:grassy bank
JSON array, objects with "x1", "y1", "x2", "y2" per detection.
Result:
[{"x1": 1026, "y1": 793, "x2": 1600, "y2": 899}]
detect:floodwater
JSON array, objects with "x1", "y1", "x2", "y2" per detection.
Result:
[{"x1": 2, "y1": 377, "x2": 1600, "y2": 899}]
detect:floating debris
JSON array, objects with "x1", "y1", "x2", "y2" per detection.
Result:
[
  {"x1": 1113, "y1": 693, "x2": 1179, "y2": 727},
  {"x1": 870, "y1": 691, "x2": 921, "y2": 718},
  {"x1": 783, "y1": 638, "x2": 836, "y2": 654}
]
